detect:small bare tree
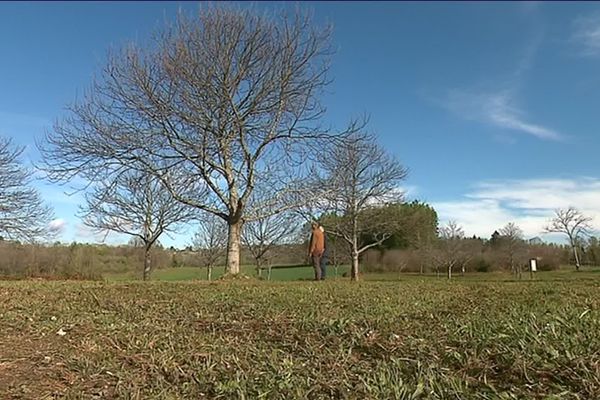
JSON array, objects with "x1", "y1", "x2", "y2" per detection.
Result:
[
  {"x1": 436, "y1": 221, "x2": 467, "y2": 280},
  {"x1": 38, "y1": 6, "x2": 348, "y2": 276},
  {"x1": 499, "y1": 222, "x2": 526, "y2": 279},
  {"x1": 317, "y1": 131, "x2": 408, "y2": 281},
  {"x1": 545, "y1": 207, "x2": 593, "y2": 270},
  {"x1": 80, "y1": 170, "x2": 196, "y2": 280},
  {"x1": 0, "y1": 137, "x2": 53, "y2": 242},
  {"x1": 192, "y1": 213, "x2": 227, "y2": 281},
  {"x1": 242, "y1": 211, "x2": 300, "y2": 279}
]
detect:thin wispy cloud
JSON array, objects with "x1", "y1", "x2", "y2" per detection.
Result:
[
  {"x1": 74, "y1": 223, "x2": 128, "y2": 244},
  {"x1": 436, "y1": 13, "x2": 563, "y2": 142},
  {"x1": 444, "y1": 89, "x2": 563, "y2": 141},
  {"x1": 433, "y1": 178, "x2": 600, "y2": 241},
  {"x1": 572, "y1": 12, "x2": 600, "y2": 57}
]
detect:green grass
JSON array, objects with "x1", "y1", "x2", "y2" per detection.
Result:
[
  {"x1": 106, "y1": 265, "x2": 600, "y2": 283},
  {"x1": 106, "y1": 264, "x2": 352, "y2": 282},
  {"x1": 1, "y1": 275, "x2": 599, "y2": 399}
]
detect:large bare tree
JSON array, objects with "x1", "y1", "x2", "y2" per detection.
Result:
[
  {"x1": 317, "y1": 131, "x2": 408, "y2": 281},
  {"x1": 80, "y1": 170, "x2": 196, "y2": 280},
  {"x1": 0, "y1": 137, "x2": 53, "y2": 242},
  {"x1": 545, "y1": 207, "x2": 593, "y2": 270},
  {"x1": 39, "y1": 6, "x2": 345, "y2": 275}
]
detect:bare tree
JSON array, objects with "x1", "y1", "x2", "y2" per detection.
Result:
[
  {"x1": 38, "y1": 6, "x2": 349, "y2": 275},
  {"x1": 317, "y1": 131, "x2": 408, "y2": 281},
  {"x1": 242, "y1": 211, "x2": 300, "y2": 279},
  {"x1": 0, "y1": 137, "x2": 53, "y2": 242},
  {"x1": 80, "y1": 170, "x2": 196, "y2": 280},
  {"x1": 192, "y1": 213, "x2": 227, "y2": 281},
  {"x1": 545, "y1": 207, "x2": 593, "y2": 271},
  {"x1": 499, "y1": 222, "x2": 526, "y2": 279},
  {"x1": 436, "y1": 221, "x2": 468, "y2": 280}
]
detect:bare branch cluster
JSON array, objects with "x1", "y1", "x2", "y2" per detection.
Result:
[
  {"x1": 81, "y1": 170, "x2": 196, "y2": 245},
  {"x1": 80, "y1": 169, "x2": 197, "y2": 279},
  {"x1": 0, "y1": 137, "x2": 53, "y2": 242},
  {"x1": 242, "y1": 211, "x2": 301, "y2": 269}
]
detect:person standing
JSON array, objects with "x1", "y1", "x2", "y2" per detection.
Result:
[
  {"x1": 319, "y1": 225, "x2": 329, "y2": 280},
  {"x1": 308, "y1": 221, "x2": 325, "y2": 280}
]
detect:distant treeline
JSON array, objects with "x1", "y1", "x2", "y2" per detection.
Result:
[
  {"x1": 2, "y1": 228, "x2": 599, "y2": 280},
  {"x1": 0, "y1": 240, "x2": 308, "y2": 280},
  {"x1": 1, "y1": 201, "x2": 598, "y2": 280}
]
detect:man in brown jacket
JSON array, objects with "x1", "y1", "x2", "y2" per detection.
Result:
[{"x1": 308, "y1": 221, "x2": 325, "y2": 280}]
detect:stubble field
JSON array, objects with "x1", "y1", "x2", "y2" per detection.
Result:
[{"x1": 1, "y1": 275, "x2": 599, "y2": 399}]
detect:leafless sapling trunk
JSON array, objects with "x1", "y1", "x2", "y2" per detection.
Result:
[
  {"x1": 38, "y1": 6, "x2": 349, "y2": 275},
  {"x1": 80, "y1": 170, "x2": 196, "y2": 280},
  {"x1": 437, "y1": 221, "x2": 466, "y2": 280},
  {"x1": 0, "y1": 137, "x2": 53, "y2": 242},
  {"x1": 545, "y1": 207, "x2": 593, "y2": 271},
  {"x1": 499, "y1": 222, "x2": 525, "y2": 279},
  {"x1": 192, "y1": 213, "x2": 227, "y2": 281},
  {"x1": 317, "y1": 130, "x2": 408, "y2": 281},
  {"x1": 242, "y1": 211, "x2": 300, "y2": 278}
]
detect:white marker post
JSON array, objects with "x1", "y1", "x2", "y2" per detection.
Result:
[{"x1": 529, "y1": 258, "x2": 537, "y2": 279}]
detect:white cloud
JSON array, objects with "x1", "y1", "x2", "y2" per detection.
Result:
[
  {"x1": 432, "y1": 178, "x2": 600, "y2": 241},
  {"x1": 572, "y1": 12, "x2": 600, "y2": 57},
  {"x1": 444, "y1": 89, "x2": 563, "y2": 141},
  {"x1": 48, "y1": 219, "x2": 67, "y2": 235},
  {"x1": 395, "y1": 185, "x2": 418, "y2": 199}
]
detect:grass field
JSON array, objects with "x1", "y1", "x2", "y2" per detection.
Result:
[
  {"x1": 105, "y1": 264, "x2": 353, "y2": 282},
  {"x1": 106, "y1": 264, "x2": 600, "y2": 283},
  {"x1": 1, "y1": 273, "x2": 599, "y2": 399}
]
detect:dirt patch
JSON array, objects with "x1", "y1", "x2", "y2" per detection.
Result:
[{"x1": 0, "y1": 336, "x2": 72, "y2": 399}]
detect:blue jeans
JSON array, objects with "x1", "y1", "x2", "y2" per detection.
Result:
[{"x1": 320, "y1": 256, "x2": 328, "y2": 280}]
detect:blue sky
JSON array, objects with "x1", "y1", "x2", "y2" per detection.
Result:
[{"x1": 1, "y1": 1, "x2": 599, "y2": 246}]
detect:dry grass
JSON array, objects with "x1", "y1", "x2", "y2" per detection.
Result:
[{"x1": 1, "y1": 278, "x2": 599, "y2": 399}]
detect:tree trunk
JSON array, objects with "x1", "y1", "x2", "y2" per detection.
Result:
[
  {"x1": 207, "y1": 264, "x2": 213, "y2": 281},
  {"x1": 419, "y1": 262, "x2": 424, "y2": 275},
  {"x1": 351, "y1": 218, "x2": 359, "y2": 281},
  {"x1": 447, "y1": 264, "x2": 452, "y2": 280},
  {"x1": 256, "y1": 261, "x2": 262, "y2": 278},
  {"x1": 572, "y1": 245, "x2": 581, "y2": 271},
  {"x1": 226, "y1": 220, "x2": 243, "y2": 275},
  {"x1": 143, "y1": 245, "x2": 152, "y2": 281},
  {"x1": 350, "y1": 252, "x2": 359, "y2": 281}
]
